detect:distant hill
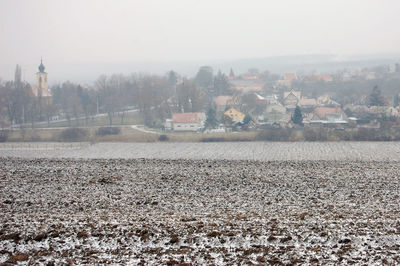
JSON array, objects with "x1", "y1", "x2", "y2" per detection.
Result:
[
  {"x1": 1, "y1": 54, "x2": 399, "y2": 84},
  {"x1": 211, "y1": 54, "x2": 400, "y2": 76}
]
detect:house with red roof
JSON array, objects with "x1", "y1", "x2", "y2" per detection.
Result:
[
  {"x1": 305, "y1": 107, "x2": 347, "y2": 125},
  {"x1": 172, "y1": 112, "x2": 206, "y2": 132},
  {"x1": 313, "y1": 107, "x2": 342, "y2": 120},
  {"x1": 277, "y1": 73, "x2": 298, "y2": 88},
  {"x1": 284, "y1": 73, "x2": 298, "y2": 81},
  {"x1": 318, "y1": 75, "x2": 333, "y2": 82},
  {"x1": 230, "y1": 78, "x2": 263, "y2": 94}
]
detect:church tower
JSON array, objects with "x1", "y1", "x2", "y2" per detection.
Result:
[{"x1": 36, "y1": 58, "x2": 48, "y2": 93}]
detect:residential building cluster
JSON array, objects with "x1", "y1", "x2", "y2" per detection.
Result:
[{"x1": 165, "y1": 64, "x2": 400, "y2": 132}]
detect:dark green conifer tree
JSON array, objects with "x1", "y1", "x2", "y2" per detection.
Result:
[{"x1": 291, "y1": 105, "x2": 303, "y2": 126}]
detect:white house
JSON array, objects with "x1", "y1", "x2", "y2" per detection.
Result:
[{"x1": 172, "y1": 112, "x2": 206, "y2": 132}]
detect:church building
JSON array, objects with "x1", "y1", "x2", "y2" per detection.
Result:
[{"x1": 30, "y1": 59, "x2": 52, "y2": 101}]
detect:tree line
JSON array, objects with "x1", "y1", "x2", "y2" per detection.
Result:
[
  {"x1": 2, "y1": 63, "x2": 398, "y2": 130},
  {"x1": 0, "y1": 65, "x2": 232, "y2": 129}
]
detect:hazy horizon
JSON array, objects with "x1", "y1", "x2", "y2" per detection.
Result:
[{"x1": 1, "y1": 0, "x2": 400, "y2": 83}]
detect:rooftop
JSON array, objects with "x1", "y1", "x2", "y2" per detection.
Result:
[
  {"x1": 215, "y1": 96, "x2": 233, "y2": 106},
  {"x1": 172, "y1": 113, "x2": 201, "y2": 123}
]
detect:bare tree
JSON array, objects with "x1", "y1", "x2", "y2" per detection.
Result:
[
  {"x1": 57, "y1": 82, "x2": 82, "y2": 126},
  {"x1": 43, "y1": 101, "x2": 57, "y2": 127},
  {"x1": 96, "y1": 75, "x2": 119, "y2": 125}
]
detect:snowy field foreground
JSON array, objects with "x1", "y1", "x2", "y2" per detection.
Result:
[
  {"x1": 2, "y1": 141, "x2": 400, "y2": 161},
  {"x1": 1, "y1": 158, "x2": 400, "y2": 264}
]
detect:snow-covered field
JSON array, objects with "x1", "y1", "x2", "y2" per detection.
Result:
[
  {"x1": 1, "y1": 141, "x2": 400, "y2": 161},
  {"x1": 1, "y1": 143, "x2": 400, "y2": 264}
]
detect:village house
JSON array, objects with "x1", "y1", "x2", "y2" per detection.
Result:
[
  {"x1": 369, "y1": 106, "x2": 399, "y2": 118},
  {"x1": 264, "y1": 94, "x2": 279, "y2": 105},
  {"x1": 317, "y1": 95, "x2": 341, "y2": 107},
  {"x1": 298, "y1": 97, "x2": 318, "y2": 115},
  {"x1": 277, "y1": 73, "x2": 298, "y2": 88},
  {"x1": 230, "y1": 78, "x2": 263, "y2": 94},
  {"x1": 239, "y1": 93, "x2": 268, "y2": 120},
  {"x1": 252, "y1": 93, "x2": 267, "y2": 106},
  {"x1": 171, "y1": 112, "x2": 206, "y2": 132},
  {"x1": 215, "y1": 95, "x2": 240, "y2": 120},
  {"x1": 305, "y1": 107, "x2": 347, "y2": 125},
  {"x1": 299, "y1": 97, "x2": 317, "y2": 108},
  {"x1": 283, "y1": 89, "x2": 301, "y2": 109},
  {"x1": 344, "y1": 104, "x2": 399, "y2": 121},
  {"x1": 224, "y1": 108, "x2": 245, "y2": 126},
  {"x1": 261, "y1": 103, "x2": 288, "y2": 124},
  {"x1": 317, "y1": 74, "x2": 333, "y2": 82},
  {"x1": 215, "y1": 96, "x2": 237, "y2": 112},
  {"x1": 241, "y1": 93, "x2": 268, "y2": 107},
  {"x1": 303, "y1": 74, "x2": 333, "y2": 82}
]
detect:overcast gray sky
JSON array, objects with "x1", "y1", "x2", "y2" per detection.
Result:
[{"x1": 1, "y1": 0, "x2": 400, "y2": 82}]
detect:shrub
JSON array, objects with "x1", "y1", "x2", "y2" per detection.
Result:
[
  {"x1": 304, "y1": 128, "x2": 319, "y2": 141},
  {"x1": 289, "y1": 129, "x2": 304, "y2": 141},
  {"x1": 330, "y1": 129, "x2": 351, "y2": 141},
  {"x1": 158, "y1": 134, "x2": 168, "y2": 141},
  {"x1": 59, "y1": 128, "x2": 89, "y2": 142},
  {"x1": 200, "y1": 137, "x2": 226, "y2": 142},
  {"x1": 352, "y1": 128, "x2": 371, "y2": 141},
  {"x1": 96, "y1": 127, "x2": 121, "y2": 136},
  {"x1": 256, "y1": 128, "x2": 290, "y2": 141}
]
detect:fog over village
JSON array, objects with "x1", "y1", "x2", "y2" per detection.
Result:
[{"x1": 2, "y1": 0, "x2": 400, "y2": 264}]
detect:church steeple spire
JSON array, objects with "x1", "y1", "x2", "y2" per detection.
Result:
[{"x1": 38, "y1": 57, "x2": 45, "y2": 73}]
